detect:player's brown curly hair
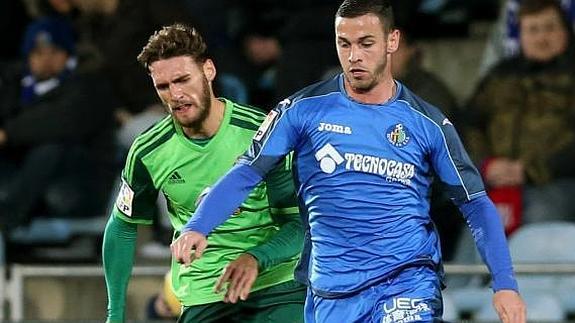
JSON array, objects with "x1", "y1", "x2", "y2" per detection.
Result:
[{"x1": 137, "y1": 23, "x2": 208, "y2": 72}]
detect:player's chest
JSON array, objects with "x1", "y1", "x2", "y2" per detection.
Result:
[
  {"x1": 157, "y1": 142, "x2": 249, "y2": 206},
  {"x1": 303, "y1": 109, "x2": 425, "y2": 165}
]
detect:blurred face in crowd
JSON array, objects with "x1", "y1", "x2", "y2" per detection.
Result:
[
  {"x1": 244, "y1": 35, "x2": 281, "y2": 66},
  {"x1": 391, "y1": 36, "x2": 416, "y2": 78},
  {"x1": 520, "y1": 7, "x2": 569, "y2": 62},
  {"x1": 336, "y1": 13, "x2": 399, "y2": 93},
  {"x1": 71, "y1": 0, "x2": 118, "y2": 15},
  {"x1": 48, "y1": 0, "x2": 74, "y2": 13},
  {"x1": 28, "y1": 45, "x2": 69, "y2": 80},
  {"x1": 149, "y1": 55, "x2": 214, "y2": 129}
]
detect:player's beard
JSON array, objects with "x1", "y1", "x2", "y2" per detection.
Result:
[
  {"x1": 346, "y1": 56, "x2": 387, "y2": 93},
  {"x1": 172, "y1": 75, "x2": 212, "y2": 131}
]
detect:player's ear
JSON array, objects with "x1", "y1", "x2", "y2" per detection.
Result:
[
  {"x1": 387, "y1": 29, "x2": 400, "y2": 54},
  {"x1": 203, "y1": 59, "x2": 217, "y2": 82}
]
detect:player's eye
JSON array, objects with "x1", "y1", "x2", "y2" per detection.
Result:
[
  {"x1": 175, "y1": 77, "x2": 189, "y2": 84},
  {"x1": 338, "y1": 41, "x2": 350, "y2": 48}
]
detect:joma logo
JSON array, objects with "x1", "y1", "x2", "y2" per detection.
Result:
[{"x1": 318, "y1": 122, "x2": 352, "y2": 134}]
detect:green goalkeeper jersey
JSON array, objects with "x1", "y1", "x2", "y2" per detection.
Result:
[{"x1": 112, "y1": 98, "x2": 300, "y2": 306}]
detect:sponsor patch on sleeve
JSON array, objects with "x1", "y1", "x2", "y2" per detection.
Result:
[
  {"x1": 116, "y1": 179, "x2": 134, "y2": 217},
  {"x1": 254, "y1": 110, "x2": 278, "y2": 141}
]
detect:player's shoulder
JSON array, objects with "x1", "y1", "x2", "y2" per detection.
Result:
[
  {"x1": 230, "y1": 100, "x2": 268, "y2": 118},
  {"x1": 128, "y1": 115, "x2": 176, "y2": 160},
  {"x1": 279, "y1": 75, "x2": 341, "y2": 111},
  {"x1": 229, "y1": 100, "x2": 268, "y2": 131},
  {"x1": 396, "y1": 82, "x2": 450, "y2": 127},
  {"x1": 134, "y1": 115, "x2": 174, "y2": 140}
]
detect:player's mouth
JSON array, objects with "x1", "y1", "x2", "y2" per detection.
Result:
[
  {"x1": 349, "y1": 68, "x2": 368, "y2": 78},
  {"x1": 173, "y1": 103, "x2": 193, "y2": 112}
]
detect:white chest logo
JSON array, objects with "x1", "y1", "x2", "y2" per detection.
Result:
[
  {"x1": 318, "y1": 122, "x2": 352, "y2": 135},
  {"x1": 315, "y1": 143, "x2": 345, "y2": 174}
]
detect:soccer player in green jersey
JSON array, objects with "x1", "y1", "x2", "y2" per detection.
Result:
[{"x1": 102, "y1": 23, "x2": 305, "y2": 323}]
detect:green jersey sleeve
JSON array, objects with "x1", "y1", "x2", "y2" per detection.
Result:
[
  {"x1": 113, "y1": 153, "x2": 159, "y2": 225},
  {"x1": 102, "y1": 215, "x2": 138, "y2": 322}
]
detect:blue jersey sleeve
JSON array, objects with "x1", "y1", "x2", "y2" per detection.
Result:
[
  {"x1": 182, "y1": 163, "x2": 263, "y2": 235},
  {"x1": 401, "y1": 88, "x2": 485, "y2": 204},
  {"x1": 427, "y1": 118, "x2": 486, "y2": 204},
  {"x1": 459, "y1": 195, "x2": 518, "y2": 292}
]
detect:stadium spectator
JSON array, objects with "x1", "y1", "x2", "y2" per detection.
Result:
[
  {"x1": 273, "y1": 0, "x2": 341, "y2": 102},
  {"x1": 171, "y1": 0, "x2": 526, "y2": 322},
  {"x1": 0, "y1": 17, "x2": 116, "y2": 229},
  {"x1": 103, "y1": 23, "x2": 305, "y2": 322},
  {"x1": 391, "y1": 26, "x2": 459, "y2": 116},
  {"x1": 479, "y1": 0, "x2": 575, "y2": 75},
  {"x1": 68, "y1": 0, "x2": 192, "y2": 139},
  {"x1": 465, "y1": 0, "x2": 575, "y2": 228},
  {"x1": 213, "y1": 11, "x2": 283, "y2": 109},
  {"x1": 33, "y1": 0, "x2": 79, "y2": 21}
]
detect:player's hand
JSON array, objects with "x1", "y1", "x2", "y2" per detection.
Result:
[
  {"x1": 493, "y1": 290, "x2": 526, "y2": 323},
  {"x1": 214, "y1": 253, "x2": 259, "y2": 303},
  {"x1": 170, "y1": 231, "x2": 208, "y2": 266}
]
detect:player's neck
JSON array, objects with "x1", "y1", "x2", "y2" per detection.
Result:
[
  {"x1": 345, "y1": 77, "x2": 396, "y2": 105},
  {"x1": 183, "y1": 98, "x2": 225, "y2": 139}
]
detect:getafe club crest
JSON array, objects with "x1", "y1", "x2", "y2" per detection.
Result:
[{"x1": 386, "y1": 123, "x2": 411, "y2": 147}]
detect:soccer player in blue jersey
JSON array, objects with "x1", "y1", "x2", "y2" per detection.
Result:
[{"x1": 171, "y1": 0, "x2": 527, "y2": 322}]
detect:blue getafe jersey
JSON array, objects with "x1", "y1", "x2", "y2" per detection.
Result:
[{"x1": 239, "y1": 74, "x2": 486, "y2": 297}]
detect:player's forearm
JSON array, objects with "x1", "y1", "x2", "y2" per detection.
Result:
[
  {"x1": 183, "y1": 164, "x2": 263, "y2": 235},
  {"x1": 459, "y1": 195, "x2": 518, "y2": 292},
  {"x1": 102, "y1": 215, "x2": 138, "y2": 322},
  {"x1": 247, "y1": 213, "x2": 304, "y2": 270}
]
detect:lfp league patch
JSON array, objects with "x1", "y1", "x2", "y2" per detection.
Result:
[
  {"x1": 386, "y1": 123, "x2": 411, "y2": 147},
  {"x1": 254, "y1": 110, "x2": 278, "y2": 141},
  {"x1": 116, "y1": 179, "x2": 134, "y2": 217}
]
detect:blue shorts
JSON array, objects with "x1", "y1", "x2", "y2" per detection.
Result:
[{"x1": 304, "y1": 266, "x2": 444, "y2": 323}]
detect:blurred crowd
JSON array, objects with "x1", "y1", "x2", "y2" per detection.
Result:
[{"x1": 0, "y1": 0, "x2": 574, "y2": 270}]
